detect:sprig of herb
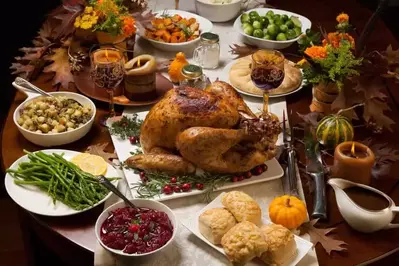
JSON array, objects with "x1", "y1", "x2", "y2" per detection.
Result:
[{"x1": 108, "y1": 115, "x2": 143, "y2": 140}]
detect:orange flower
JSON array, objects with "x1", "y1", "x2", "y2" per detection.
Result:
[
  {"x1": 322, "y1": 32, "x2": 355, "y2": 48},
  {"x1": 122, "y1": 16, "x2": 136, "y2": 37},
  {"x1": 336, "y1": 13, "x2": 349, "y2": 24},
  {"x1": 304, "y1": 46, "x2": 327, "y2": 59},
  {"x1": 297, "y1": 58, "x2": 307, "y2": 66}
]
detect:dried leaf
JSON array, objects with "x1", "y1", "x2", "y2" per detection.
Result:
[
  {"x1": 10, "y1": 63, "x2": 35, "y2": 78},
  {"x1": 51, "y1": 0, "x2": 85, "y2": 39},
  {"x1": 229, "y1": 43, "x2": 258, "y2": 59},
  {"x1": 360, "y1": 139, "x2": 399, "y2": 179},
  {"x1": 297, "y1": 112, "x2": 322, "y2": 128},
  {"x1": 43, "y1": 47, "x2": 74, "y2": 89},
  {"x1": 86, "y1": 143, "x2": 118, "y2": 163},
  {"x1": 363, "y1": 98, "x2": 395, "y2": 131},
  {"x1": 134, "y1": 10, "x2": 156, "y2": 33},
  {"x1": 299, "y1": 219, "x2": 347, "y2": 255}
]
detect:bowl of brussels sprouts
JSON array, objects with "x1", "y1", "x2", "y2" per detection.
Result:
[{"x1": 234, "y1": 8, "x2": 311, "y2": 49}]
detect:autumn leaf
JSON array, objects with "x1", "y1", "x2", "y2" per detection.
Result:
[
  {"x1": 43, "y1": 47, "x2": 74, "y2": 89},
  {"x1": 86, "y1": 143, "x2": 118, "y2": 163},
  {"x1": 299, "y1": 219, "x2": 347, "y2": 255},
  {"x1": 297, "y1": 111, "x2": 322, "y2": 129},
  {"x1": 134, "y1": 10, "x2": 156, "y2": 33},
  {"x1": 229, "y1": 43, "x2": 258, "y2": 59},
  {"x1": 50, "y1": 0, "x2": 85, "y2": 39},
  {"x1": 10, "y1": 63, "x2": 35, "y2": 78}
]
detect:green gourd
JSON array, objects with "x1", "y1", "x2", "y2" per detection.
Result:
[{"x1": 316, "y1": 114, "x2": 354, "y2": 149}]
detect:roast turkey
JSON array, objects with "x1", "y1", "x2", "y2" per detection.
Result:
[{"x1": 126, "y1": 81, "x2": 281, "y2": 174}]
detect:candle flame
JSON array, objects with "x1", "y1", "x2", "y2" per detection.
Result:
[
  {"x1": 351, "y1": 142, "x2": 356, "y2": 157},
  {"x1": 137, "y1": 57, "x2": 141, "y2": 68}
]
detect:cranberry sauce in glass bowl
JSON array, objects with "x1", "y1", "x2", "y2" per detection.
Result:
[{"x1": 100, "y1": 207, "x2": 174, "y2": 254}]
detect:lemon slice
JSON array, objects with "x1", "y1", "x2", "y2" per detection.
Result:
[{"x1": 71, "y1": 153, "x2": 108, "y2": 176}]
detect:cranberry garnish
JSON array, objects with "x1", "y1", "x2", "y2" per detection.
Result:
[
  {"x1": 163, "y1": 185, "x2": 173, "y2": 195},
  {"x1": 245, "y1": 171, "x2": 252, "y2": 179},
  {"x1": 231, "y1": 176, "x2": 239, "y2": 182},
  {"x1": 261, "y1": 164, "x2": 268, "y2": 172},
  {"x1": 170, "y1": 177, "x2": 177, "y2": 183},
  {"x1": 238, "y1": 175, "x2": 244, "y2": 181},
  {"x1": 252, "y1": 166, "x2": 263, "y2": 176},
  {"x1": 128, "y1": 224, "x2": 140, "y2": 233},
  {"x1": 129, "y1": 136, "x2": 138, "y2": 144},
  {"x1": 139, "y1": 171, "x2": 146, "y2": 179},
  {"x1": 173, "y1": 186, "x2": 181, "y2": 193},
  {"x1": 195, "y1": 183, "x2": 204, "y2": 190},
  {"x1": 181, "y1": 183, "x2": 191, "y2": 192}
]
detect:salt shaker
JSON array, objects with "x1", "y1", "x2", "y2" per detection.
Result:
[
  {"x1": 193, "y1": 32, "x2": 220, "y2": 69},
  {"x1": 179, "y1": 64, "x2": 209, "y2": 89}
]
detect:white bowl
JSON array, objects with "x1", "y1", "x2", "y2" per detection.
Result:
[
  {"x1": 12, "y1": 83, "x2": 96, "y2": 147},
  {"x1": 139, "y1": 9, "x2": 213, "y2": 52},
  {"x1": 195, "y1": 0, "x2": 242, "y2": 22},
  {"x1": 95, "y1": 199, "x2": 178, "y2": 257},
  {"x1": 233, "y1": 8, "x2": 311, "y2": 50}
]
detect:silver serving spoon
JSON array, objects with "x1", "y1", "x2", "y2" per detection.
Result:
[
  {"x1": 14, "y1": 77, "x2": 55, "y2": 98},
  {"x1": 97, "y1": 175, "x2": 137, "y2": 209}
]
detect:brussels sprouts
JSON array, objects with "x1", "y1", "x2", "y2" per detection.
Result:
[
  {"x1": 273, "y1": 14, "x2": 281, "y2": 20},
  {"x1": 240, "y1": 13, "x2": 250, "y2": 23},
  {"x1": 276, "y1": 33, "x2": 287, "y2": 41},
  {"x1": 243, "y1": 25, "x2": 254, "y2": 35},
  {"x1": 249, "y1": 11, "x2": 260, "y2": 21},
  {"x1": 253, "y1": 20, "x2": 262, "y2": 29},
  {"x1": 263, "y1": 28, "x2": 269, "y2": 36},
  {"x1": 253, "y1": 29, "x2": 264, "y2": 38},
  {"x1": 263, "y1": 34, "x2": 272, "y2": 40},
  {"x1": 285, "y1": 20, "x2": 295, "y2": 29},
  {"x1": 294, "y1": 27, "x2": 302, "y2": 36},
  {"x1": 286, "y1": 29, "x2": 297, "y2": 39},
  {"x1": 260, "y1": 17, "x2": 269, "y2": 28},
  {"x1": 281, "y1": 14, "x2": 289, "y2": 22},
  {"x1": 274, "y1": 18, "x2": 283, "y2": 27},
  {"x1": 279, "y1": 24, "x2": 288, "y2": 33},
  {"x1": 242, "y1": 22, "x2": 251, "y2": 29},
  {"x1": 266, "y1": 10, "x2": 274, "y2": 18},
  {"x1": 267, "y1": 24, "x2": 278, "y2": 37}
]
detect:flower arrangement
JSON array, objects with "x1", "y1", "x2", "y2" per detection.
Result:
[
  {"x1": 74, "y1": 0, "x2": 136, "y2": 37},
  {"x1": 297, "y1": 13, "x2": 362, "y2": 89}
]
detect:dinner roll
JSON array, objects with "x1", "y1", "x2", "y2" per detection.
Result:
[
  {"x1": 221, "y1": 191, "x2": 261, "y2": 225},
  {"x1": 199, "y1": 208, "x2": 237, "y2": 244}
]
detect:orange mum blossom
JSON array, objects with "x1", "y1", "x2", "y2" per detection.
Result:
[
  {"x1": 336, "y1": 13, "x2": 349, "y2": 23},
  {"x1": 122, "y1": 16, "x2": 136, "y2": 37},
  {"x1": 304, "y1": 46, "x2": 327, "y2": 59},
  {"x1": 322, "y1": 32, "x2": 355, "y2": 48}
]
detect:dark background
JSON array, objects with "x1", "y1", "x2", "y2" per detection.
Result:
[{"x1": 0, "y1": 0, "x2": 398, "y2": 265}]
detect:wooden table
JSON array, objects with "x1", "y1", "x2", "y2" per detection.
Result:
[{"x1": 2, "y1": 0, "x2": 399, "y2": 265}]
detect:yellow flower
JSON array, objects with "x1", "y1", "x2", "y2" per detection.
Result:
[
  {"x1": 74, "y1": 17, "x2": 81, "y2": 28},
  {"x1": 85, "y1": 6, "x2": 93, "y2": 13},
  {"x1": 297, "y1": 58, "x2": 307, "y2": 66},
  {"x1": 81, "y1": 21, "x2": 93, "y2": 30},
  {"x1": 336, "y1": 13, "x2": 349, "y2": 23}
]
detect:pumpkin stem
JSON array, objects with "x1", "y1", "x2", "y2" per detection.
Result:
[
  {"x1": 337, "y1": 103, "x2": 365, "y2": 116},
  {"x1": 285, "y1": 197, "x2": 291, "y2": 207}
]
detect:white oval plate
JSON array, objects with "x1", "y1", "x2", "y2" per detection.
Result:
[
  {"x1": 138, "y1": 9, "x2": 213, "y2": 52},
  {"x1": 181, "y1": 192, "x2": 313, "y2": 266},
  {"x1": 5, "y1": 149, "x2": 119, "y2": 216},
  {"x1": 219, "y1": 59, "x2": 305, "y2": 98}
]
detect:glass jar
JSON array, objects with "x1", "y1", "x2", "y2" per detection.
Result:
[
  {"x1": 179, "y1": 64, "x2": 209, "y2": 89},
  {"x1": 193, "y1": 32, "x2": 220, "y2": 69}
]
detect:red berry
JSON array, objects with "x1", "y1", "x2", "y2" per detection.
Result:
[
  {"x1": 128, "y1": 224, "x2": 139, "y2": 233},
  {"x1": 170, "y1": 177, "x2": 177, "y2": 183},
  {"x1": 231, "y1": 176, "x2": 239, "y2": 182},
  {"x1": 245, "y1": 171, "x2": 252, "y2": 179},
  {"x1": 196, "y1": 183, "x2": 204, "y2": 190},
  {"x1": 261, "y1": 164, "x2": 268, "y2": 172},
  {"x1": 173, "y1": 186, "x2": 181, "y2": 193},
  {"x1": 181, "y1": 183, "x2": 191, "y2": 192},
  {"x1": 139, "y1": 171, "x2": 146, "y2": 179},
  {"x1": 129, "y1": 136, "x2": 138, "y2": 144},
  {"x1": 163, "y1": 185, "x2": 173, "y2": 195},
  {"x1": 238, "y1": 175, "x2": 244, "y2": 181}
]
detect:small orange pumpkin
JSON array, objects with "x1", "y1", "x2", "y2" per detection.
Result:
[{"x1": 269, "y1": 195, "x2": 307, "y2": 229}]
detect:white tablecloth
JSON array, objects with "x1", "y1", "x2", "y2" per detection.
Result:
[{"x1": 94, "y1": 0, "x2": 319, "y2": 265}]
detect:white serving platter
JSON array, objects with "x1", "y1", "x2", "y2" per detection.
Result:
[
  {"x1": 109, "y1": 111, "x2": 284, "y2": 201},
  {"x1": 219, "y1": 59, "x2": 305, "y2": 98},
  {"x1": 181, "y1": 192, "x2": 313, "y2": 266},
  {"x1": 5, "y1": 149, "x2": 119, "y2": 216}
]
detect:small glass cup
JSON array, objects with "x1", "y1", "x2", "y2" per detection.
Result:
[
  {"x1": 250, "y1": 50, "x2": 285, "y2": 115},
  {"x1": 90, "y1": 48, "x2": 125, "y2": 118},
  {"x1": 193, "y1": 32, "x2": 220, "y2": 69}
]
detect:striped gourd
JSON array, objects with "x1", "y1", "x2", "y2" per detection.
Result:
[{"x1": 316, "y1": 114, "x2": 354, "y2": 149}]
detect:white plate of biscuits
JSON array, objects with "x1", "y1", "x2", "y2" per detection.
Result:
[
  {"x1": 182, "y1": 191, "x2": 313, "y2": 266},
  {"x1": 219, "y1": 55, "x2": 305, "y2": 98}
]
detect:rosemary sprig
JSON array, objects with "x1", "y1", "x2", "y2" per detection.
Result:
[{"x1": 108, "y1": 115, "x2": 143, "y2": 140}]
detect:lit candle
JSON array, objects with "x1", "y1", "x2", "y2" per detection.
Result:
[
  {"x1": 93, "y1": 49, "x2": 122, "y2": 64},
  {"x1": 124, "y1": 54, "x2": 157, "y2": 101},
  {"x1": 332, "y1": 141, "x2": 376, "y2": 185}
]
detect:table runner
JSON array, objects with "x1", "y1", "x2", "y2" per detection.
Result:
[{"x1": 94, "y1": 0, "x2": 318, "y2": 264}]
